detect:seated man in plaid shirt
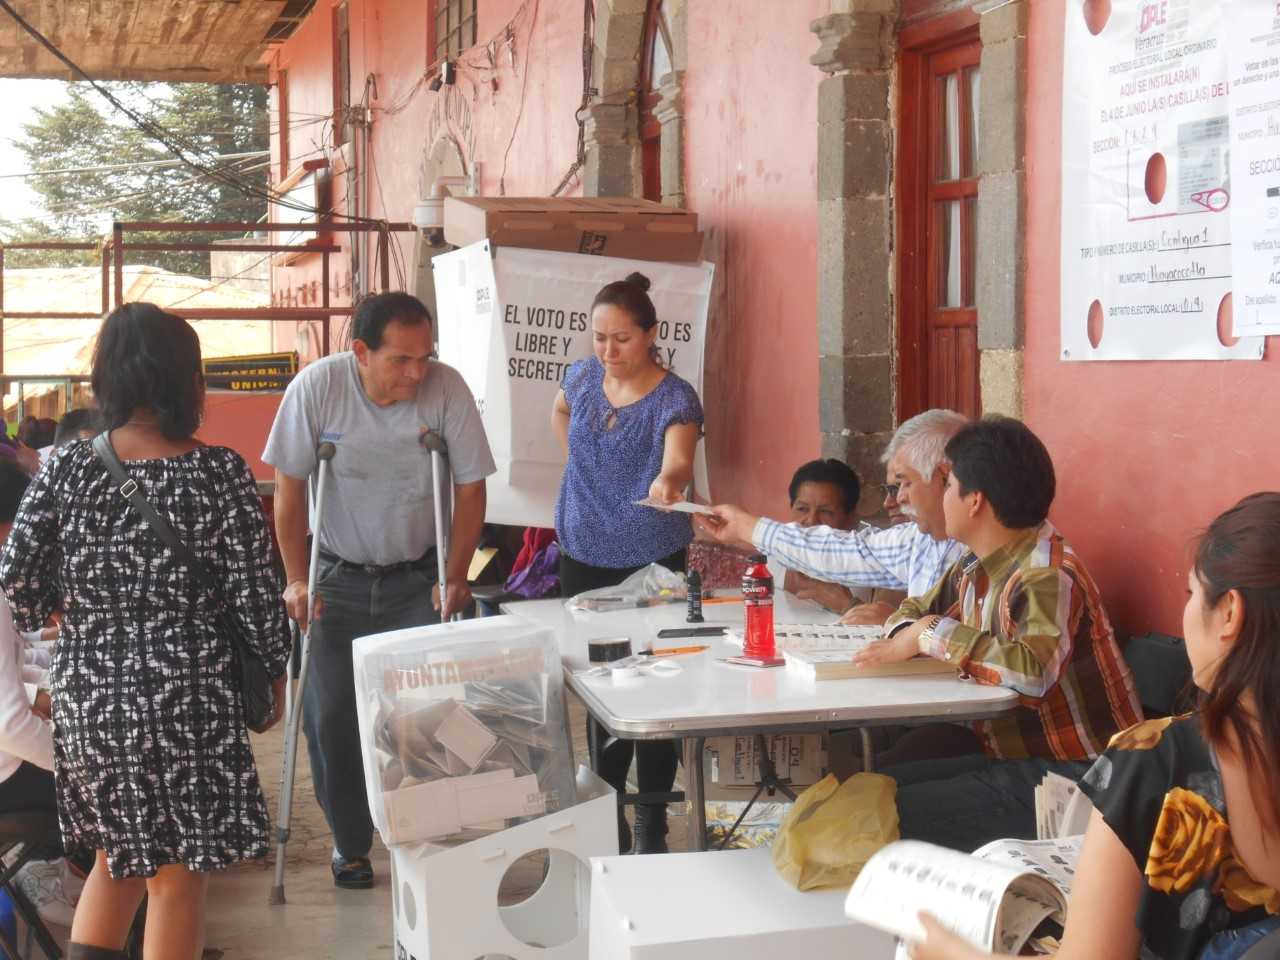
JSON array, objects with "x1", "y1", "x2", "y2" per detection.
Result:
[{"x1": 856, "y1": 416, "x2": 1143, "y2": 852}]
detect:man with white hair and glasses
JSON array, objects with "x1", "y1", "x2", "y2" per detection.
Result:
[{"x1": 697, "y1": 409, "x2": 969, "y2": 622}]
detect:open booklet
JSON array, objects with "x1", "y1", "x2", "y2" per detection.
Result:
[
  {"x1": 844, "y1": 836, "x2": 1082, "y2": 957},
  {"x1": 764, "y1": 624, "x2": 956, "y2": 679}
]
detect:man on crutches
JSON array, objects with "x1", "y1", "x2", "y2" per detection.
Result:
[{"x1": 263, "y1": 292, "x2": 495, "y2": 892}]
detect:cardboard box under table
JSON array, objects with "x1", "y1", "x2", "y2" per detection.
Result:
[
  {"x1": 443, "y1": 196, "x2": 704, "y2": 262},
  {"x1": 589, "y1": 847, "x2": 896, "y2": 959}
]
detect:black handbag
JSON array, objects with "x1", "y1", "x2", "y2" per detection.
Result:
[{"x1": 91, "y1": 432, "x2": 277, "y2": 732}]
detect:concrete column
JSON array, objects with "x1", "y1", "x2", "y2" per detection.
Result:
[
  {"x1": 583, "y1": 101, "x2": 639, "y2": 197},
  {"x1": 654, "y1": 71, "x2": 685, "y2": 208},
  {"x1": 811, "y1": 1, "x2": 899, "y2": 513},
  {"x1": 583, "y1": 0, "x2": 647, "y2": 199},
  {"x1": 976, "y1": 0, "x2": 1029, "y2": 418}
]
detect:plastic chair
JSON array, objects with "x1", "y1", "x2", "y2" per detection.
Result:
[
  {"x1": 1123, "y1": 632, "x2": 1194, "y2": 718},
  {"x1": 0, "y1": 811, "x2": 64, "y2": 960}
]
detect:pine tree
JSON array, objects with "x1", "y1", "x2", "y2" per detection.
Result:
[{"x1": 0, "y1": 82, "x2": 269, "y2": 275}]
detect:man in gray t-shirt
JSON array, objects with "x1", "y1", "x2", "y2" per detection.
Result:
[{"x1": 263, "y1": 291, "x2": 495, "y2": 889}]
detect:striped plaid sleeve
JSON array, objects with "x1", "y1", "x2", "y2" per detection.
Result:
[
  {"x1": 885, "y1": 555, "x2": 964, "y2": 634},
  {"x1": 753, "y1": 518, "x2": 914, "y2": 591},
  {"x1": 919, "y1": 566, "x2": 1077, "y2": 699}
]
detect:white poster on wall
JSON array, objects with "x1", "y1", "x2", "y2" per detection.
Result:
[
  {"x1": 434, "y1": 242, "x2": 715, "y2": 528},
  {"x1": 1060, "y1": 0, "x2": 1263, "y2": 360},
  {"x1": 1225, "y1": 0, "x2": 1280, "y2": 336}
]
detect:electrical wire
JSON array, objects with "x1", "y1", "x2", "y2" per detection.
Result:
[
  {"x1": 0, "y1": 0, "x2": 387, "y2": 226},
  {"x1": 551, "y1": 0, "x2": 597, "y2": 197},
  {"x1": 0, "y1": 150, "x2": 269, "y2": 180},
  {"x1": 498, "y1": 0, "x2": 539, "y2": 197},
  {"x1": 14, "y1": 155, "x2": 275, "y2": 221}
]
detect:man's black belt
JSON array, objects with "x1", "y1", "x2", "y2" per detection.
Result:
[{"x1": 317, "y1": 547, "x2": 437, "y2": 577}]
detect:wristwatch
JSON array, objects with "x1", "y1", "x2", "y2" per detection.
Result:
[{"x1": 917, "y1": 615, "x2": 944, "y2": 654}]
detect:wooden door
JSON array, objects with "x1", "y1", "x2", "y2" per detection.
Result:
[{"x1": 898, "y1": 33, "x2": 982, "y2": 420}]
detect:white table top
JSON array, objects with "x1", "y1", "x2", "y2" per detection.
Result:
[
  {"x1": 503, "y1": 596, "x2": 1018, "y2": 739},
  {"x1": 589, "y1": 847, "x2": 895, "y2": 958}
]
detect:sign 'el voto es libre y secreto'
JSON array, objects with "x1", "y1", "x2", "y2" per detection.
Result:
[{"x1": 433, "y1": 242, "x2": 714, "y2": 528}]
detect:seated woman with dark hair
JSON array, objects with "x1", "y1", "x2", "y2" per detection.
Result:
[
  {"x1": 0, "y1": 303, "x2": 291, "y2": 960},
  {"x1": 776, "y1": 459, "x2": 906, "y2": 616},
  {"x1": 910, "y1": 492, "x2": 1280, "y2": 960}
]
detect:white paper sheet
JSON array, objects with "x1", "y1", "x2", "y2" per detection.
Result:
[{"x1": 1225, "y1": 0, "x2": 1280, "y2": 335}]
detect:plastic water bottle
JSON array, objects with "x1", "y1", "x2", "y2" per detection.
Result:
[
  {"x1": 742, "y1": 554, "x2": 776, "y2": 660},
  {"x1": 0, "y1": 889, "x2": 16, "y2": 946}
]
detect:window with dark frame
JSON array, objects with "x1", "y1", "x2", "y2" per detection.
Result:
[
  {"x1": 434, "y1": 0, "x2": 478, "y2": 61},
  {"x1": 332, "y1": 3, "x2": 351, "y2": 147}
]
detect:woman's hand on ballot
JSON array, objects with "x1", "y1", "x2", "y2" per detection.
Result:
[
  {"x1": 647, "y1": 473, "x2": 684, "y2": 505},
  {"x1": 908, "y1": 914, "x2": 989, "y2": 960},
  {"x1": 692, "y1": 504, "x2": 759, "y2": 549}
]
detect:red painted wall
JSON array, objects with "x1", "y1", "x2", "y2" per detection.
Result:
[
  {"x1": 1025, "y1": 0, "x2": 1280, "y2": 638},
  {"x1": 685, "y1": 0, "x2": 825, "y2": 516},
  {"x1": 266, "y1": 0, "x2": 825, "y2": 520},
  {"x1": 200, "y1": 393, "x2": 283, "y2": 480}
]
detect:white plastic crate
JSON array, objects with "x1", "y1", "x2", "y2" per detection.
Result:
[{"x1": 390, "y1": 767, "x2": 618, "y2": 959}]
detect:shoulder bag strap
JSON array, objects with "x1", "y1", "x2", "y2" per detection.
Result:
[{"x1": 90, "y1": 432, "x2": 218, "y2": 599}]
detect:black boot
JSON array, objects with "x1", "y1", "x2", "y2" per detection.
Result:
[
  {"x1": 67, "y1": 945, "x2": 127, "y2": 960},
  {"x1": 633, "y1": 804, "x2": 669, "y2": 854}
]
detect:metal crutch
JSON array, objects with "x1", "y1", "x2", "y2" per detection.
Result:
[
  {"x1": 269, "y1": 440, "x2": 336, "y2": 905},
  {"x1": 418, "y1": 431, "x2": 457, "y2": 622}
]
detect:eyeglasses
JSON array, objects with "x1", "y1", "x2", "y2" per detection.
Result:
[{"x1": 879, "y1": 483, "x2": 901, "y2": 499}]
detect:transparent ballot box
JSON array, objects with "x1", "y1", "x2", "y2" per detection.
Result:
[{"x1": 353, "y1": 614, "x2": 576, "y2": 847}]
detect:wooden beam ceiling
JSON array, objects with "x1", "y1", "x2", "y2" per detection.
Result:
[{"x1": 0, "y1": 1, "x2": 301, "y2": 83}]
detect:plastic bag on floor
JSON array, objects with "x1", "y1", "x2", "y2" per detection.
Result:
[{"x1": 771, "y1": 772, "x2": 899, "y2": 891}]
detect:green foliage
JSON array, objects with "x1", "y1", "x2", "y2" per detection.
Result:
[{"x1": 0, "y1": 82, "x2": 268, "y2": 275}]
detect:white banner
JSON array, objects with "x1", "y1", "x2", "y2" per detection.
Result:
[
  {"x1": 1060, "y1": 0, "x2": 1263, "y2": 361},
  {"x1": 434, "y1": 242, "x2": 714, "y2": 528},
  {"x1": 1225, "y1": 0, "x2": 1280, "y2": 336}
]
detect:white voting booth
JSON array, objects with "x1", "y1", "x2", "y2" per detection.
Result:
[{"x1": 433, "y1": 242, "x2": 715, "y2": 527}]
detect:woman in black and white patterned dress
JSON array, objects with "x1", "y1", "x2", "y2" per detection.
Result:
[{"x1": 0, "y1": 303, "x2": 290, "y2": 960}]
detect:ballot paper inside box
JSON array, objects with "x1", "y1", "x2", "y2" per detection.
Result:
[
  {"x1": 353, "y1": 614, "x2": 576, "y2": 847},
  {"x1": 390, "y1": 767, "x2": 618, "y2": 960}
]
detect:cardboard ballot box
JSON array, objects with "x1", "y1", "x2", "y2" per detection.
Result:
[
  {"x1": 705, "y1": 733, "x2": 828, "y2": 796},
  {"x1": 588, "y1": 847, "x2": 896, "y2": 959},
  {"x1": 391, "y1": 767, "x2": 618, "y2": 960},
  {"x1": 443, "y1": 196, "x2": 704, "y2": 263},
  {"x1": 353, "y1": 615, "x2": 576, "y2": 848}
]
